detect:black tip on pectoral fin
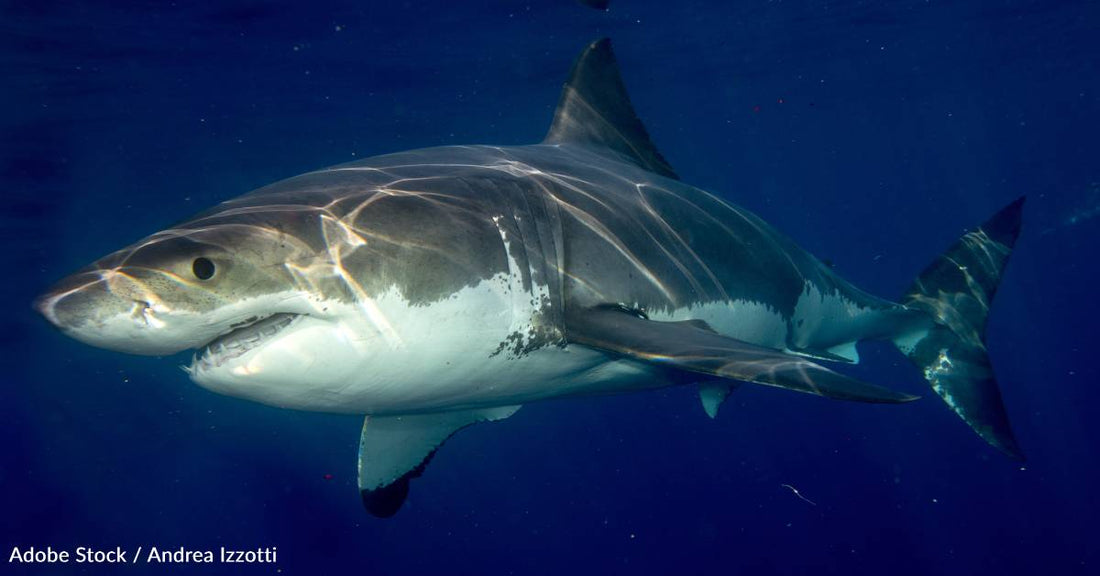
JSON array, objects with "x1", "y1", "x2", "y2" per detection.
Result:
[
  {"x1": 360, "y1": 449, "x2": 436, "y2": 518},
  {"x1": 544, "y1": 38, "x2": 678, "y2": 179},
  {"x1": 357, "y1": 406, "x2": 521, "y2": 518},
  {"x1": 361, "y1": 476, "x2": 412, "y2": 518}
]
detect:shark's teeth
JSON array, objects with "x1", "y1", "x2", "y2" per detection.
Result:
[{"x1": 192, "y1": 313, "x2": 299, "y2": 370}]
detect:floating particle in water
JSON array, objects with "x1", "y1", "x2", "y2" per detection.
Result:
[{"x1": 781, "y1": 483, "x2": 816, "y2": 506}]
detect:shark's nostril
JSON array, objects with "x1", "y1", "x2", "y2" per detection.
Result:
[{"x1": 130, "y1": 300, "x2": 151, "y2": 320}]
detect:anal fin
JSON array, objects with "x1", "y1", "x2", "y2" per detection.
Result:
[
  {"x1": 698, "y1": 382, "x2": 738, "y2": 419},
  {"x1": 358, "y1": 405, "x2": 520, "y2": 517}
]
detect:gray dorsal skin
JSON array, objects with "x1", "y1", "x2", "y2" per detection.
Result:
[
  {"x1": 544, "y1": 39, "x2": 678, "y2": 179},
  {"x1": 34, "y1": 39, "x2": 1027, "y2": 517}
]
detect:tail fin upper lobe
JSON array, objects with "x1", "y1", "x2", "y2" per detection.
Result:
[{"x1": 894, "y1": 197, "x2": 1026, "y2": 458}]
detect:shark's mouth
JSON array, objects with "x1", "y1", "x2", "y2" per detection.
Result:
[{"x1": 193, "y1": 313, "x2": 301, "y2": 370}]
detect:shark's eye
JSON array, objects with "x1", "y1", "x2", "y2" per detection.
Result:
[{"x1": 192, "y1": 257, "x2": 216, "y2": 280}]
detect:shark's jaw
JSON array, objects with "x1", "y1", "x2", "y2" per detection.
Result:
[
  {"x1": 183, "y1": 304, "x2": 375, "y2": 411},
  {"x1": 189, "y1": 313, "x2": 304, "y2": 372}
]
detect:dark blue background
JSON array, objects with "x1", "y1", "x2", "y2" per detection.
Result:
[{"x1": 3, "y1": 1, "x2": 1098, "y2": 574}]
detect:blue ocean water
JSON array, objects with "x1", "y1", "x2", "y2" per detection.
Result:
[{"x1": 3, "y1": 0, "x2": 1098, "y2": 574}]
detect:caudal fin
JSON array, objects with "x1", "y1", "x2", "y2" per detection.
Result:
[{"x1": 893, "y1": 197, "x2": 1026, "y2": 458}]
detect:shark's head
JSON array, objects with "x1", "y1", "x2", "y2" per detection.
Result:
[
  {"x1": 34, "y1": 223, "x2": 322, "y2": 354},
  {"x1": 33, "y1": 189, "x2": 518, "y2": 412},
  {"x1": 33, "y1": 218, "x2": 346, "y2": 398}
]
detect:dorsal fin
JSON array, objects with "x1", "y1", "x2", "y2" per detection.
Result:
[{"x1": 544, "y1": 39, "x2": 678, "y2": 180}]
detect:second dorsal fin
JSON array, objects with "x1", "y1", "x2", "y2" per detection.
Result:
[{"x1": 543, "y1": 38, "x2": 678, "y2": 180}]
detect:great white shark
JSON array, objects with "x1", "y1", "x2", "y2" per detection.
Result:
[{"x1": 35, "y1": 39, "x2": 1025, "y2": 517}]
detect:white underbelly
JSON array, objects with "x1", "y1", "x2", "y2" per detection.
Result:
[
  {"x1": 193, "y1": 273, "x2": 667, "y2": 415},
  {"x1": 348, "y1": 344, "x2": 663, "y2": 414}
]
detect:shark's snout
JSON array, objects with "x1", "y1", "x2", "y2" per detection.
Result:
[
  {"x1": 32, "y1": 292, "x2": 51, "y2": 322},
  {"x1": 33, "y1": 268, "x2": 183, "y2": 354},
  {"x1": 34, "y1": 271, "x2": 117, "y2": 331}
]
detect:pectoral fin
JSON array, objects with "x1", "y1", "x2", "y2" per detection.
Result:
[
  {"x1": 566, "y1": 305, "x2": 917, "y2": 403},
  {"x1": 358, "y1": 405, "x2": 520, "y2": 517}
]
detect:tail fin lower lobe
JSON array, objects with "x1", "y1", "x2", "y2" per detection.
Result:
[{"x1": 894, "y1": 197, "x2": 1026, "y2": 458}]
